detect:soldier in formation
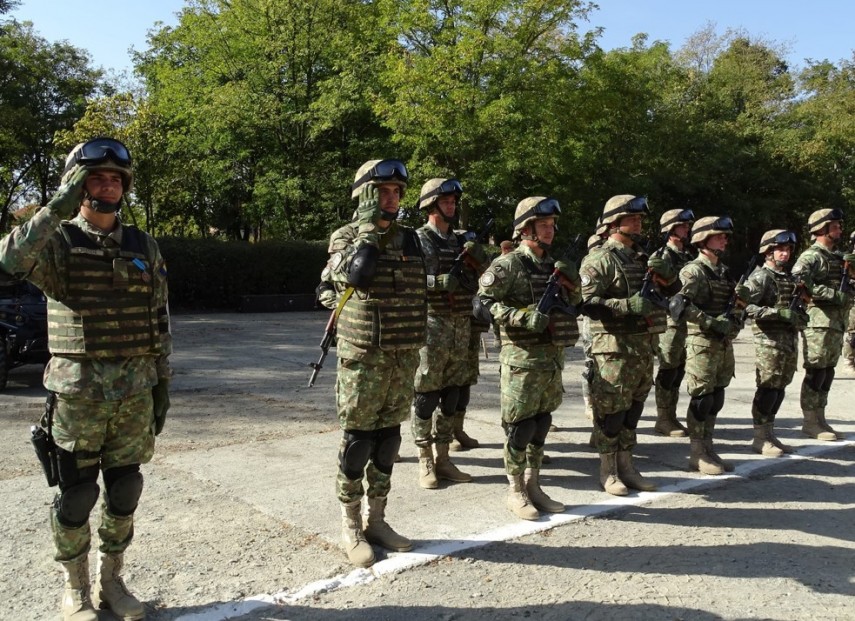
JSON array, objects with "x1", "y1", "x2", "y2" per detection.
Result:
[
  {"x1": 319, "y1": 159, "x2": 425, "y2": 567},
  {"x1": 477, "y1": 197, "x2": 580, "y2": 519},
  {"x1": 845, "y1": 230, "x2": 855, "y2": 373},
  {"x1": 1, "y1": 138, "x2": 171, "y2": 621}
]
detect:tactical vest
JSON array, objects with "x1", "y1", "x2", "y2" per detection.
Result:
[
  {"x1": 420, "y1": 228, "x2": 473, "y2": 315},
  {"x1": 752, "y1": 267, "x2": 796, "y2": 334},
  {"x1": 662, "y1": 245, "x2": 691, "y2": 329},
  {"x1": 47, "y1": 223, "x2": 162, "y2": 357},
  {"x1": 497, "y1": 254, "x2": 579, "y2": 347},
  {"x1": 588, "y1": 248, "x2": 667, "y2": 335},
  {"x1": 337, "y1": 229, "x2": 427, "y2": 350},
  {"x1": 692, "y1": 261, "x2": 734, "y2": 317},
  {"x1": 810, "y1": 249, "x2": 845, "y2": 310}
]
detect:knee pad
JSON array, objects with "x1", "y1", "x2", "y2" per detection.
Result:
[
  {"x1": 821, "y1": 367, "x2": 835, "y2": 392},
  {"x1": 507, "y1": 418, "x2": 538, "y2": 451},
  {"x1": 56, "y1": 447, "x2": 99, "y2": 489},
  {"x1": 753, "y1": 387, "x2": 778, "y2": 415},
  {"x1": 55, "y1": 481, "x2": 100, "y2": 528},
  {"x1": 656, "y1": 366, "x2": 681, "y2": 391},
  {"x1": 372, "y1": 426, "x2": 402, "y2": 475},
  {"x1": 103, "y1": 464, "x2": 143, "y2": 517},
  {"x1": 339, "y1": 430, "x2": 375, "y2": 480},
  {"x1": 456, "y1": 385, "x2": 471, "y2": 412},
  {"x1": 439, "y1": 386, "x2": 461, "y2": 417},
  {"x1": 711, "y1": 387, "x2": 725, "y2": 416},
  {"x1": 598, "y1": 412, "x2": 626, "y2": 437},
  {"x1": 624, "y1": 400, "x2": 645, "y2": 430},
  {"x1": 689, "y1": 393, "x2": 714, "y2": 422},
  {"x1": 530, "y1": 412, "x2": 552, "y2": 447},
  {"x1": 413, "y1": 391, "x2": 441, "y2": 421},
  {"x1": 804, "y1": 367, "x2": 827, "y2": 392}
]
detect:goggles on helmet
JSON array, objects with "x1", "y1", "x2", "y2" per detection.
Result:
[
  {"x1": 421, "y1": 178, "x2": 463, "y2": 203},
  {"x1": 602, "y1": 196, "x2": 649, "y2": 221},
  {"x1": 762, "y1": 230, "x2": 797, "y2": 248},
  {"x1": 813, "y1": 208, "x2": 844, "y2": 228},
  {"x1": 513, "y1": 198, "x2": 561, "y2": 228},
  {"x1": 74, "y1": 138, "x2": 132, "y2": 167},
  {"x1": 694, "y1": 216, "x2": 734, "y2": 235},
  {"x1": 352, "y1": 159, "x2": 409, "y2": 191},
  {"x1": 662, "y1": 209, "x2": 695, "y2": 230}
]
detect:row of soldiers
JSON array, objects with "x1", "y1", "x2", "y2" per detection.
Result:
[{"x1": 318, "y1": 158, "x2": 855, "y2": 569}]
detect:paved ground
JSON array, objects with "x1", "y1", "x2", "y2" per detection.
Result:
[{"x1": 1, "y1": 311, "x2": 852, "y2": 621}]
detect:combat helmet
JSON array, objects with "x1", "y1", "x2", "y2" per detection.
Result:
[
  {"x1": 350, "y1": 159, "x2": 409, "y2": 199},
  {"x1": 594, "y1": 216, "x2": 608, "y2": 238},
  {"x1": 690, "y1": 216, "x2": 733, "y2": 246},
  {"x1": 61, "y1": 137, "x2": 133, "y2": 192},
  {"x1": 807, "y1": 208, "x2": 843, "y2": 235},
  {"x1": 600, "y1": 194, "x2": 649, "y2": 226},
  {"x1": 759, "y1": 229, "x2": 797, "y2": 254},
  {"x1": 418, "y1": 178, "x2": 463, "y2": 211},
  {"x1": 660, "y1": 208, "x2": 695, "y2": 234},
  {"x1": 512, "y1": 196, "x2": 560, "y2": 241},
  {"x1": 587, "y1": 233, "x2": 605, "y2": 251}
]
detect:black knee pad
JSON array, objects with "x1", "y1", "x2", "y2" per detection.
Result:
[
  {"x1": 675, "y1": 364, "x2": 686, "y2": 388},
  {"x1": 372, "y1": 426, "x2": 402, "y2": 475},
  {"x1": 771, "y1": 389, "x2": 786, "y2": 416},
  {"x1": 339, "y1": 430, "x2": 375, "y2": 480},
  {"x1": 103, "y1": 464, "x2": 143, "y2": 517},
  {"x1": 439, "y1": 385, "x2": 461, "y2": 417},
  {"x1": 507, "y1": 418, "x2": 538, "y2": 451},
  {"x1": 56, "y1": 447, "x2": 99, "y2": 489},
  {"x1": 711, "y1": 387, "x2": 725, "y2": 416},
  {"x1": 656, "y1": 366, "x2": 681, "y2": 391},
  {"x1": 753, "y1": 387, "x2": 778, "y2": 415},
  {"x1": 624, "y1": 400, "x2": 645, "y2": 430},
  {"x1": 457, "y1": 385, "x2": 471, "y2": 411},
  {"x1": 804, "y1": 367, "x2": 827, "y2": 392},
  {"x1": 821, "y1": 366, "x2": 835, "y2": 392},
  {"x1": 413, "y1": 391, "x2": 441, "y2": 421},
  {"x1": 598, "y1": 412, "x2": 626, "y2": 437},
  {"x1": 530, "y1": 412, "x2": 552, "y2": 447},
  {"x1": 55, "y1": 481, "x2": 100, "y2": 528},
  {"x1": 689, "y1": 393, "x2": 714, "y2": 422}
]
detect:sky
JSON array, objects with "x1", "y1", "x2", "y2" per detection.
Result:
[{"x1": 9, "y1": 0, "x2": 855, "y2": 76}]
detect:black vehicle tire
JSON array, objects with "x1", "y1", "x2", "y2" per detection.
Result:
[{"x1": 0, "y1": 336, "x2": 8, "y2": 391}]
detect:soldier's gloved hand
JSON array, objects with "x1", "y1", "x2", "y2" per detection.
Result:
[
  {"x1": 435, "y1": 273, "x2": 459, "y2": 292},
  {"x1": 46, "y1": 167, "x2": 88, "y2": 219},
  {"x1": 707, "y1": 314, "x2": 733, "y2": 337},
  {"x1": 734, "y1": 283, "x2": 751, "y2": 302},
  {"x1": 647, "y1": 257, "x2": 675, "y2": 282},
  {"x1": 152, "y1": 379, "x2": 170, "y2": 436},
  {"x1": 727, "y1": 315, "x2": 744, "y2": 339},
  {"x1": 463, "y1": 241, "x2": 488, "y2": 267},
  {"x1": 625, "y1": 292, "x2": 654, "y2": 316},
  {"x1": 555, "y1": 259, "x2": 579, "y2": 283},
  {"x1": 831, "y1": 290, "x2": 848, "y2": 306},
  {"x1": 356, "y1": 184, "x2": 380, "y2": 228},
  {"x1": 524, "y1": 309, "x2": 550, "y2": 333}
]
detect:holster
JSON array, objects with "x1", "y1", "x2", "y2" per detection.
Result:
[{"x1": 30, "y1": 392, "x2": 58, "y2": 487}]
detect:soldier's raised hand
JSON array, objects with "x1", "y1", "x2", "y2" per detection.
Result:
[{"x1": 46, "y1": 167, "x2": 88, "y2": 219}]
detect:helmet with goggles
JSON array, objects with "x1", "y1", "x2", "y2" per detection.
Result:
[
  {"x1": 691, "y1": 215, "x2": 733, "y2": 246},
  {"x1": 418, "y1": 178, "x2": 462, "y2": 211},
  {"x1": 61, "y1": 137, "x2": 133, "y2": 192},
  {"x1": 660, "y1": 208, "x2": 695, "y2": 234},
  {"x1": 807, "y1": 208, "x2": 843, "y2": 235},
  {"x1": 351, "y1": 159, "x2": 408, "y2": 199},
  {"x1": 512, "y1": 197, "x2": 560, "y2": 240},
  {"x1": 600, "y1": 195, "x2": 649, "y2": 226},
  {"x1": 759, "y1": 229, "x2": 797, "y2": 254}
]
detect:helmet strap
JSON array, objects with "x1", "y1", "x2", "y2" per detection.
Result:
[
  {"x1": 379, "y1": 209, "x2": 398, "y2": 222},
  {"x1": 88, "y1": 199, "x2": 120, "y2": 214}
]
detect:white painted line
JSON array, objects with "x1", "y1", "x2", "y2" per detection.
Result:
[{"x1": 175, "y1": 437, "x2": 852, "y2": 621}]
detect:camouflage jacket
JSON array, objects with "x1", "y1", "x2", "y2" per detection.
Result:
[
  {"x1": 792, "y1": 242, "x2": 851, "y2": 331},
  {"x1": 678, "y1": 254, "x2": 736, "y2": 338},
  {"x1": 745, "y1": 264, "x2": 802, "y2": 341}
]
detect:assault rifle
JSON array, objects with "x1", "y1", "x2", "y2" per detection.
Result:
[
  {"x1": 840, "y1": 256, "x2": 854, "y2": 294},
  {"x1": 307, "y1": 310, "x2": 337, "y2": 387},
  {"x1": 788, "y1": 276, "x2": 811, "y2": 313},
  {"x1": 723, "y1": 254, "x2": 759, "y2": 319},
  {"x1": 448, "y1": 218, "x2": 495, "y2": 292},
  {"x1": 535, "y1": 235, "x2": 583, "y2": 318},
  {"x1": 639, "y1": 246, "x2": 670, "y2": 310}
]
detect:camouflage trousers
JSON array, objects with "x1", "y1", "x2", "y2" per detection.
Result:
[
  {"x1": 754, "y1": 336, "x2": 798, "y2": 390},
  {"x1": 655, "y1": 323, "x2": 687, "y2": 411},
  {"x1": 414, "y1": 314, "x2": 471, "y2": 393},
  {"x1": 500, "y1": 365, "x2": 563, "y2": 475},
  {"x1": 50, "y1": 390, "x2": 155, "y2": 562},
  {"x1": 336, "y1": 346, "x2": 419, "y2": 503},
  {"x1": 580, "y1": 317, "x2": 593, "y2": 408},
  {"x1": 799, "y1": 328, "x2": 843, "y2": 412},
  {"x1": 685, "y1": 334, "x2": 734, "y2": 397}
]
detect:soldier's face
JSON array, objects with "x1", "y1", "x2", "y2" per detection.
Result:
[
  {"x1": 85, "y1": 171, "x2": 124, "y2": 203},
  {"x1": 826, "y1": 220, "x2": 843, "y2": 241},
  {"x1": 672, "y1": 223, "x2": 690, "y2": 240},
  {"x1": 705, "y1": 233, "x2": 729, "y2": 252},
  {"x1": 377, "y1": 184, "x2": 401, "y2": 214},
  {"x1": 772, "y1": 245, "x2": 792, "y2": 263},
  {"x1": 436, "y1": 195, "x2": 457, "y2": 219},
  {"x1": 533, "y1": 218, "x2": 556, "y2": 244},
  {"x1": 618, "y1": 214, "x2": 643, "y2": 234}
]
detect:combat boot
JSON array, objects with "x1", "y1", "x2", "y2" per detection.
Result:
[
  {"x1": 59, "y1": 554, "x2": 98, "y2": 621},
  {"x1": 689, "y1": 439, "x2": 724, "y2": 475},
  {"x1": 654, "y1": 407, "x2": 687, "y2": 437},
  {"x1": 767, "y1": 427, "x2": 793, "y2": 454},
  {"x1": 705, "y1": 418, "x2": 734, "y2": 472},
  {"x1": 434, "y1": 443, "x2": 472, "y2": 483},
  {"x1": 340, "y1": 500, "x2": 374, "y2": 567},
  {"x1": 524, "y1": 468, "x2": 565, "y2": 513},
  {"x1": 451, "y1": 413, "x2": 479, "y2": 451},
  {"x1": 95, "y1": 552, "x2": 145, "y2": 620},
  {"x1": 598, "y1": 453, "x2": 628, "y2": 496},
  {"x1": 616, "y1": 451, "x2": 657, "y2": 491},
  {"x1": 363, "y1": 496, "x2": 413, "y2": 552},
  {"x1": 816, "y1": 409, "x2": 844, "y2": 440},
  {"x1": 417, "y1": 446, "x2": 439, "y2": 489},
  {"x1": 801, "y1": 410, "x2": 837, "y2": 441},
  {"x1": 506, "y1": 474, "x2": 540, "y2": 520},
  {"x1": 751, "y1": 423, "x2": 783, "y2": 457}
]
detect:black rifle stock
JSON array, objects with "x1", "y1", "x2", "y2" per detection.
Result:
[
  {"x1": 723, "y1": 254, "x2": 759, "y2": 319},
  {"x1": 448, "y1": 218, "x2": 495, "y2": 291},
  {"x1": 535, "y1": 235, "x2": 582, "y2": 317}
]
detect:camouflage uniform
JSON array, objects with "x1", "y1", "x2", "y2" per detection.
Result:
[{"x1": 841, "y1": 230, "x2": 855, "y2": 371}]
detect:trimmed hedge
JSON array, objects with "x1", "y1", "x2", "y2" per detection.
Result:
[{"x1": 157, "y1": 237, "x2": 328, "y2": 310}]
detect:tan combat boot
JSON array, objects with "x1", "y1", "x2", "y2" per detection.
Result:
[
  {"x1": 506, "y1": 474, "x2": 540, "y2": 520},
  {"x1": 524, "y1": 469, "x2": 565, "y2": 513},
  {"x1": 363, "y1": 496, "x2": 413, "y2": 552},
  {"x1": 705, "y1": 418, "x2": 734, "y2": 472},
  {"x1": 598, "y1": 453, "x2": 629, "y2": 496},
  {"x1": 767, "y1": 426, "x2": 793, "y2": 454},
  {"x1": 654, "y1": 407, "x2": 687, "y2": 437},
  {"x1": 816, "y1": 409, "x2": 844, "y2": 440},
  {"x1": 616, "y1": 451, "x2": 657, "y2": 491},
  {"x1": 689, "y1": 439, "x2": 724, "y2": 475},
  {"x1": 434, "y1": 443, "x2": 472, "y2": 483},
  {"x1": 801, "y1": 410, "x2": 837, "y2": 441},
  {"x1": 451, "y1": 413, "x2": 479, "y2": 451},
  {"x1": 59, "y1": 554, "x2": 98, "y2": 621},
  {"x1": 752, "y1": 423, "x2": 783, "y2": 457},
  {"x1": 417, "y1": 446, "x2": 439, "y2": 489},
  {"x1": 340, "y1": 500, "x2": 375, "y2": 567},
  {"x1": 95, "y1": 552, "x2": 145, "y2": 620}
]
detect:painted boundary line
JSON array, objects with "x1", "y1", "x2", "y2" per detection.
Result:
[{"x1": 175, "y1": 438, "x2": 853, "y2": 621}]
